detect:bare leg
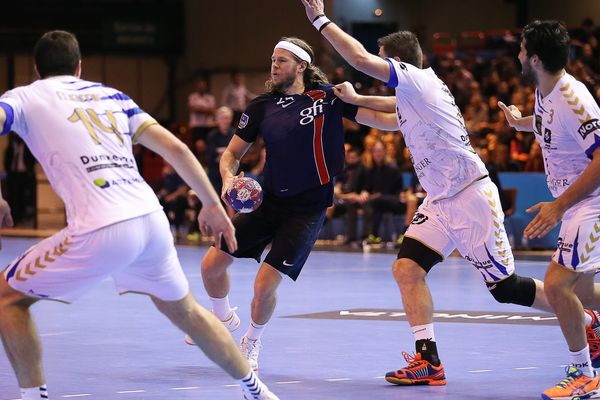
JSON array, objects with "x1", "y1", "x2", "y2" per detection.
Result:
[
  {"x1": 0, "y1": 278, "x2": 44, "y2": 388},
  {"x1": 530, "y1": 278, "x2": 554, "y2": 312},
  {"x1": 152, "y1": 291, "x2": 249, "y2": 379},
  {"x1": 250, "y1": 263, "x2": 282, "y2": 325},
  {"x1": 201, "y1": 246, "x2": 234, "y2": 298},
  {"x1": 574, "y1": 273, "x2": 600, "y2": 310},
  {"x1": 392, "y1": 258, "x2": 433, "y2": 326},
  {"x1": 544, "y1": 261, "x2": 586, "y2": 351}
]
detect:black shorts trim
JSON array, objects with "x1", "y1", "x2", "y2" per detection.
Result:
[{"x1": 397, "y1": 236, "x2": 443, "y2": 273}]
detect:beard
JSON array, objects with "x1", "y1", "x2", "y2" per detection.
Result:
[
  {"x1": 521, "y1": 59, "x2": 538, "y2": 85},
  {"x1": 269, "y1": 72, "x2": 297, "y2": 93}
]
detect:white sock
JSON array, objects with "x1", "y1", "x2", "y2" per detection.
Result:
[
  {"x1": 570, "y1": 345, "x2": 594, "y2": 377},
  {"x1": 239, "y1": 369, "x2": 268, "y2": 396},
  {"x1": 244, "y1": 319, "x2": 266, "y2": 341},
  {"x1": 584, "y1": 310, "x2": 593, "y2": 326},
  {"x1": 411, "y1": 323, "x2": 435, "y2": 342},
  {"x1": 20, "y1": 385, "x2": 48, "y2": 400},
  {"x1": 210, "y1": 296, "x2": 232, "y2": 320}
]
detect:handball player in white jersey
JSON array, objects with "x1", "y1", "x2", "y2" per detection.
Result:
[
  {"x1": 500, "y1": 20, "x2": 600, "y2": 400},
  {"x1": 0, "y1": 31, "x2": 279, "y2": 400},
  {"x1": 301, "y1": 0, "x2": 600, "y2": 387}
]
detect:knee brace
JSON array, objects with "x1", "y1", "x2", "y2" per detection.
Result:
[{"x1": 486, "y1": 274, "x2": 536, "y2": 307}]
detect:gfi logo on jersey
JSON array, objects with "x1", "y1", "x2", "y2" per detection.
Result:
[
  {"x1": 300, "y1": 99, "x2": 324, "y2": 125},
  {"x1": 578, "y1": 118, "x2": 600, "y2": 140}
]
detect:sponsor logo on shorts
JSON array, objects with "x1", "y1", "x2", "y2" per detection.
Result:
[
  {"x1": 282, "y1": 260, "x2": 294, "y2": 267},
  {"x1": 578, "y1": 118, "x2": 600, "y2": 140},
  {"x1": 93, "y1": 176, "x2": 144, "y2": 189},
  {"x1": 238, "y1": 113, "x2": 249, "y2": 129},
  {"x1": 557, "y1": 237, "x2": 573, "y2": 253},
  {"x1": 464, "y1": 255, "x2": 493, "y2": 268},
  {"x1": 411, "y1": 212, "x2": 428, "y2": 225}
]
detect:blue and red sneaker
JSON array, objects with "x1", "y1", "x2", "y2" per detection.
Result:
[
  {"x1": 585, "y1": 309, "x2": 600, "y2": 368},
  {"x1": 385, "y1": 352, "x2": 446, "y2": 386}
]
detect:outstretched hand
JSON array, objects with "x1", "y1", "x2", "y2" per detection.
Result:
[
  {"x1": 300, "y1": 0, "x2": 325, "y2": 22},
  {"x1": 198, "y1": 203, "x2": 237, "y2": 252},
  {"x1": 523, "y1": 201, "x2": 565, "y2": 239},
  {"x1": 333, "y1": 82, "x2": 359, "y2": 104},
  {"x1": 498, "y1": 101, "x2": 522, "y2": 129},
  {"x1": 0, "y1": 198, "x2": 13, "y2": 250}
]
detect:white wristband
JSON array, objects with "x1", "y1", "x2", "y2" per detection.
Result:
[{"x1": 312, "y1": 15, "x2": 331, "y2": 32}]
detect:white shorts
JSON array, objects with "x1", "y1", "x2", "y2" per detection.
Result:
[
  {"x1": 3, "y1": 210, "x2": 189, "y2": 303},
  {"x1": 552, "y1": 196, "x2": 600, "y2": 273},
  {"x1": 405, "y1": 177, "x2": 515, "y2": 283}
]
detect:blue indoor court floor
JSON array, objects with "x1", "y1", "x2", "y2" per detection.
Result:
[{"x1": 0, "y1": 237, "x2": 576, "y2": 400}]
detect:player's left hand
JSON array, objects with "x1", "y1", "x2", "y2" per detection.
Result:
[
  {"x1": 524, "y1": 201, "x2": 565, "y2": 239},
  {"x1": 300, "y1": 0, "x2": 325, "y2": 22},
  {"x1": 198, "y1": 203, "x2": 237, "y2": 252}
]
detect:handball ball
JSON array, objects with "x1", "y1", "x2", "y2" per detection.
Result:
[{"x1": 226, "y1": 176, "x2": 263, "y2": 213}]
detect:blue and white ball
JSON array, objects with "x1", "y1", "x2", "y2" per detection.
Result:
[{"x1": 226, "y1": 176, "x2": 263, "y2": 213}]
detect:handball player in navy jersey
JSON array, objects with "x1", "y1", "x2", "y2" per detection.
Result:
[{"x1": 188, "y1": 36, "x2": 398, "y2": 372}]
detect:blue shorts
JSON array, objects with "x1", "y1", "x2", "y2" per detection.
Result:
[{"x1": 220, "y1": 197, "x2": 326, "y2": 280}]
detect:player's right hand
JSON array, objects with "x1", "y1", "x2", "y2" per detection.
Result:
[
  {"x1": 334, "y1": 82, "x2": 359, "y2": 104},
  {"x1": 498, "y1": 101, "x2": 522, "y2": 128},
  {"x1": 0, "y1": 198, "x2": 14, "y2": 250},
  {"x1": 221, "y1": 171, "x2": 244, "y2": 203}
]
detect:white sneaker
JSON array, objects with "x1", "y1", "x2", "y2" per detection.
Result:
[
  {"x1": 241, "y1": 386, "x2": 280, "y2": 400},
  {"x1": 184, "y1": 308, "x2": 241, "y2": 346},
  {"x1": 240, "y1": 336, "x2": 262, "y2": 372}
]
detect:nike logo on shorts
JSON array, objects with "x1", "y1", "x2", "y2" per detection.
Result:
[{"x1": 282, "y1": 260, "x2": 294, "y2": 267}]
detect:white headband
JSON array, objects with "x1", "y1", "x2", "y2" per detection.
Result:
[{"x1": 274, "y1": 41, "x2": 312, "y2": 64}]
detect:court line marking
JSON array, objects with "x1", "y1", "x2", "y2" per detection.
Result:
[
  {"x1": 468, "y1": 369, "x2": 493, "y2": 373},
  {"x1": 61, "y1": 395, "x2": 92, "y2": 398},
  {"x1": 40, "y1": 331, "x2": 76, "y2": 337},
  {"x1": 171, "y1": 386, "x2": 201, "y2": 390},
  {"x1": 325, "y1": 378, "x2": 352, "y2": 381},
  {"x1": 116, "y1": 390, "x2": 146, "y2": 394},
  {"x1": 275, "y1": 381, "x2": 302, "y2": 384},
  {"x1": 515, "y1": 366, "x2": 538, "y2": 370}
]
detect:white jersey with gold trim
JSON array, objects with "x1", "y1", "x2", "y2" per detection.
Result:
[
  {"x1": 0, "y1": 76, "x2": 162, "y2": 233},
  {"x1": 385, "y1": 58, "x2": 488, "y2": 201},
  {"x1": 532, "y1": 72, "x2": 600, "y2": 209}
]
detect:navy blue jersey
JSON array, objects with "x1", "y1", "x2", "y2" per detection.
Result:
[{"x1": 236, "y1": 83, "x2": 358, "y2": 209}]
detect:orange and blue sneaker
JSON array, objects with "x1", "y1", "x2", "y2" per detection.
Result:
[
  {"x1": 385, "y1": 351, "x2": 446, "y2": 386},
  {"x1": 542, "y1": 366, "x2": 600, "y2": 400},
  {"x1": 585, "y1": 309, "x2": 600, "y2": 368}
]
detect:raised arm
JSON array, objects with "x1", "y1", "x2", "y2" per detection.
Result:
[
  {"x1": 136, "y1": 123, "x2": 237, "y2": 251},
  {"x1": 301, "y1": 0, "x2": 391, "y2": 82}
]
